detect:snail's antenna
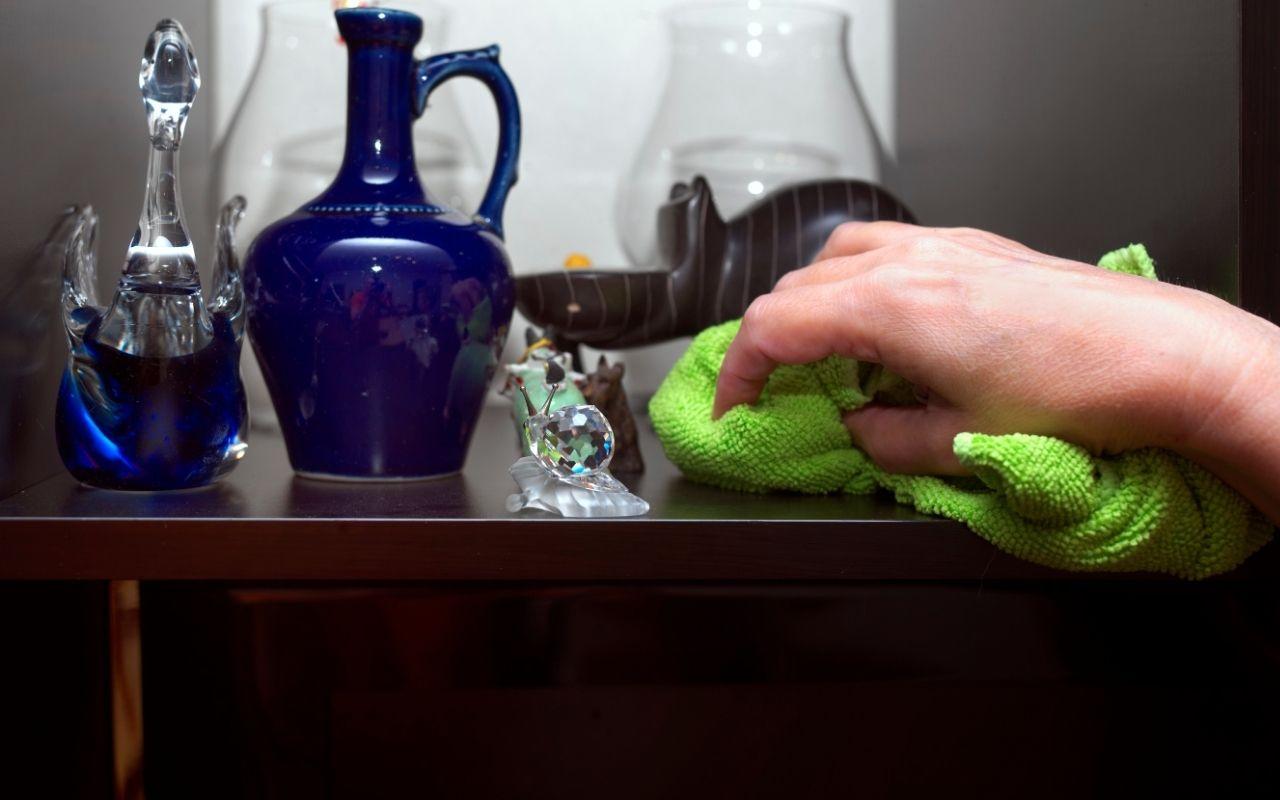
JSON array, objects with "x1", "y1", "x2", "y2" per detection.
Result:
[
  {"x1": 513, "y1": 376, "x2": 538, "y2": 417},
  {"x1": 541, "y1": 382, "x2": 560, "y2": 415},
  {"x1": 541, "y1": 361, "x2": 565, "y2": 414}
]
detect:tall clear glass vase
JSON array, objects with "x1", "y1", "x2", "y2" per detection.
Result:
[{"x1": 617, "y1": 1, "x2": 880, "y2": 266}]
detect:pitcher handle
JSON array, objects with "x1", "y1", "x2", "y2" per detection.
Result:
[{"x1": 414, "y1": 46, "x2": 521, "y2": 238}]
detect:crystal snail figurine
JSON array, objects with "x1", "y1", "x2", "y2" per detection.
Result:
[
  {"x1": 507, "y1": 361, "x2": 649, "y2": 518},
  {"x1": 55, "y1": 19, "x2": 249, "y2": 490}
]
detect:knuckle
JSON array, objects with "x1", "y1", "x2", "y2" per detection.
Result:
[
  {"x1": 826, "y1": 220, "x2": 901, "y2": 253},
  {"x1": 863, "y1": 220, "x2": 904, "y2": 234},
  {"x1": 904, "y1": 234, "x2": 956, "y2": 260},
  {"x1": 742, "y1": 294, "x2": 774, "y2": 327},
  {"x1": 773, "y1": 270, "x2": 800, "y2": 292},
  {"x1": 824, "y1": 221, "x2": 863, "y2": 253},
  {"x1": 863, "y1": 262, "x2": 913, "y2": 297},
  {"x1": 954, "y1": 226, "x2": 1016, "y2": 250},
  {"x1": 830, "y1": 220, "x2": 860, "y2": 242},
  {"x1": 741, "y1": 294, "x2": 802, "y2": 364},
  {"x1": 862, "y1": 262, "x2": 968, "y2": 320}
]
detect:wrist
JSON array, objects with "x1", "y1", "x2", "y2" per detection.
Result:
[{"x1": 1174, "y1": 316, "x2": 1280, "y2": 521}]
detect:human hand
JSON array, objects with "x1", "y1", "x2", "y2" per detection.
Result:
[{"x1": 712, "y1": 222, "x2": 1280, "y2": 520}]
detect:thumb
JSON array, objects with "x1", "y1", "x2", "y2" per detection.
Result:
[{"x1": 843, "y1": 404, "x2": 974, "y2": 476}]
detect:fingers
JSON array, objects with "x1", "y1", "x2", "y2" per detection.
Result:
[
  {"x1": 712, "y1": 279, "x2": 882, "y2": 418},
  {"x1": 774, "y1": 250, "x2": 894, "y2": 293},
  {"x1": 813, "y1": 220, "x2": 923, "y2": 262},
  {"x1": 843, "y1": 404, "x2": 975, "y2": 476},
  {"x1": 811, "y1": 221, "x2": 1039, "y2": 273},
  {"x1": 715, "y1": 221, "x2": 1049, "y2": 419},
  {"x1": 788, "y1": 224, "x2": 1024, "y2": 294}
]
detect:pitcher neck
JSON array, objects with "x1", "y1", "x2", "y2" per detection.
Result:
[{"x1": 327, "y1": 37, "x2": 425, "y2": 205}]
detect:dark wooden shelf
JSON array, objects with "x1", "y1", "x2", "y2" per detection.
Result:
[{"x1": 0, "y1": 405, "x2": 1239, "y2": 582}]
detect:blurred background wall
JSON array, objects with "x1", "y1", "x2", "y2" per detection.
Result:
[
  {"x1": 891, "y1": 0, "x2": 1239, "y2": 299},
  {"x1": 0, "y1": 0, "x2": 1241, "y2": 496},
  {"x1": 210, "y1": 0, "x2": 897, "y2": 269}
]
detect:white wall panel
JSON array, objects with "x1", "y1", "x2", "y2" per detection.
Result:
[{"x1": 212, "y1": 0, "x2": 895, "y2": 269}]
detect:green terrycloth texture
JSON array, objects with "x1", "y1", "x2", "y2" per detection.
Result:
[{"x1": 649, "y1": 244, "x2": 1272, "y2": 579}]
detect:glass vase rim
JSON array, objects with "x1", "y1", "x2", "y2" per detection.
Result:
[{"x1": 665, "y1": 1, "x2": 850, "y2": 32}]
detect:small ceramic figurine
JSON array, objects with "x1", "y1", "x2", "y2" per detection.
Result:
[
  {"x1": 507, "y1": 361, "x2": 649, "y2": 518},
  {"x1": 55, "y1": 20, "x2": 248, "y2": 490},
  {"x1": 582, "y1": 355, "x2": 644, "y2": 473},
  {"x1": 516, "y1": 177, "x2": 916, "y2": 350},
  {"x1": 503, "y1": 328, "x2": 585, "y2": 454}
]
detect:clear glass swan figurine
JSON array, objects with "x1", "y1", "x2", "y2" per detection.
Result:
[
  {"x1": 506, "y1": 361, "x2": 649, "y2": 517},
  {"x1": 55, "y1": 20, "x2": 249, "y2": 490}
]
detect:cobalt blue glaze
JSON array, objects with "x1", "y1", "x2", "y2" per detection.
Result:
[
  {"x1": 244, "y1": 7, "x2": 520, "y2": 479},
  {"x1": 56, "y1": 311, "x2": 247, "y2": 491}
]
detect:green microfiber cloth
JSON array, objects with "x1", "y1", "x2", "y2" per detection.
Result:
[{"x1": 649, "y1": 245, "x2": 1273, "y2": 578}]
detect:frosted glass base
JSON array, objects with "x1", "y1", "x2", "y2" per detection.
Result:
[{"x1": 505, "y1": 456, "x2": 649, "y2": 518}]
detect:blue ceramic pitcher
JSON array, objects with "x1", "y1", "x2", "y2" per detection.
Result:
[{"x1": 244, "y1": 7, "x2": 519, "y2": 480}]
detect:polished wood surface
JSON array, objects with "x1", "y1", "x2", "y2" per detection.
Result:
[
  {"x1": 2, "y1": 406, "x2": 1061, "y2": 580},
  {"x1": 3, "y1": 405, "x2": 1277, "y2": 581}
]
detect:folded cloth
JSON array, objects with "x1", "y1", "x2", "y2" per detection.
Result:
[{"x1": 649, "y1": 245, "x2": 1272, "y2": 578}]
